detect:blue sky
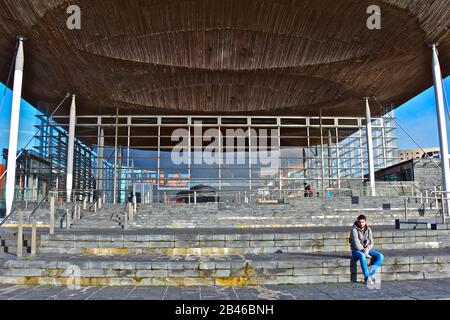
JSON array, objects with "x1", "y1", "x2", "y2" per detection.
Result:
[
  {"x1": 0, "y1": 77, "x2": 450, "y2": 154},
  {"x1": 395, "y1": 76, "x2": 450, "y2": 149},
  {"x1": 0, "y1": 83, "x2": 42, "y2": 153}
]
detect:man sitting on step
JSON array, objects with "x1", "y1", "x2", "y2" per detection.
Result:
[{"x1": 349, "y1": 215, "x2": 384, "y2": 284}]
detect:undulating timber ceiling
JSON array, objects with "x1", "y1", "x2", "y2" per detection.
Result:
[{"x1": 0, "y1": 0, "x2": 449, "y2": 117}]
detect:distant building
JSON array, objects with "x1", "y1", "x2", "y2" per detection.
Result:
[
  {"x1": 375, "y1": 158, "x2": 447, "y2": 192},
  {"x1": 396, "y1": 148, "x2": 440, "y2": 163}
]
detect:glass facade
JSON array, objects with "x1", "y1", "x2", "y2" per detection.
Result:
[{"x1": 25, "y1": 109, "x2": 397, "y2": 203}]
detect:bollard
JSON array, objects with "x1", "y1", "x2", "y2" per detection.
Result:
[
  {"x1": 128, "y1": 202, "x2": 134, "y2": 223},
  {"x1": 83, "y1": 198, "x2": 87, "y2": 211},
  {"x1": 77, "y1": 204, "x2": 81, "y2": 220},
  {"x1": 31, "y1": 217, "x2": 37, "y2": 256},
  {"x1": 404, "y1": 198, "x2": 408, "y2": 219},
  {"x1": 194, "y1": 191, "x2": 197, "y2": 204},
  {"x1": 66, "y1": 209, "x2": 71, "y2": 230},
  {"x1": 441, "y1": 193, "x2": 446, "y2": 224},
  {"x1": 98, "y1": 197, "x2": 102, "y2": 209},
  {"x1": 49, "y1": 196, "x2": 55, "y2": 235},
  {"x1": 123, "y1": 210, "x2": 128, "y2": 230},
  {"x1": 17, "y1": 210, "x2": 23, "y2": 258}
]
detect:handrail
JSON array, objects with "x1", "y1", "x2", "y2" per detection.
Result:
[
  {"x1": 0, "y1": 189, "x2": 50, "y2": 227},
  {"x1": 0, "y1": 202, "x2": 21, "y2": 227},
  {"x1": 28, "y1": 192, "x2": 50, "y2": 220}
]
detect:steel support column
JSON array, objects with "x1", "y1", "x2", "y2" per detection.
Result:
[
  {"x1": 431, "y1": 44, "x2": 450, "y2": 216},
  {"x1": 66, "y1": 95, "x2": 76, "y2": 202},
  {"x1": 365, "y1": 98, "x2": 376, "y2": 196},
  {"x1": 113, "y1": 108, "x2": 119, "y2": 204},
  {"x1": 5, "y1": 37, "x2": 25, "y2": 216}
]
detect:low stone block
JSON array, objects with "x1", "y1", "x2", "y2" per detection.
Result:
[
  {"x1": 168, "y1": 269, "x2": 199, "y2": 277},
  {"x1": 262, "y1": 268, "x2": 293, "y2": 276},
  {"x1": 306, "y1": 260, "x2": 323, "y2": 268},
  {"x1": 287, "y1": 246, "x2": 312, "y2": 253},
  {"x1": 136, "y1": 270, "x2": 168, "y2": 277},
  {"x1": 299, "y1": 240, "x2": 313, "y2": 247},
  {"x1": 198, "y1": 235, "x2": 214, "y2": 241},
  {"x1": 299, "y1": 233, "x2": 313, "y2": 240},
  {"x1": 307, "y1": 275, "x2": 338, "y2": 283},
  {"x1": 262, "y1": 234, "x2": 275, "y2": 241},
  {"x1": 312, "y1": 234, "x2": 324, "y2": 240},
  {"x1": 323, "y1": 232, "x2": 338, "y2": 240},
  {"x1": 393, "y1": 237, "x2": 412, "y2": 244},
  {"x1": 250, "y1": 240, "x2": 275, "y2": 247},
  {"x1": 48, "y1": 241, "x2": 74, "y2": 248},
  {"x1": 212, "y1": 235, "x2": 226, "y2": 241},
  {"x1": 167, "y1": 261, "x2": 184, "y2": 270},
  {"x1": 9, "y1": 268, "x2": 43, "y2": 277},
  {"x1": 213, "y1": 269, "x2": 231, "y2": 277},
  {"x1": 224, "y1": 240, "x2": 248, "y2": 248},
  {"x1": 293, "y1": 268, "x2": 321, "y2": 276},
  {"x1": 323, "y1": 266, "x2": 351, "y2": 275},
  {"x1": 424, "y1": 271, "x2": 450, "y2": 279},
  {"x1": 423, "y1": 256, "x2": 439, "y2": 263},
  {"x1": 395, "y1": 272, "x2": 424, "y2": 281},
  {"x1": 275, "y1": 240, "x2": 300, "y2": 247},
  {"x1": 261, "y1": 247, "x2": 281, "y2": 254},
  {"x1": 215, "y1": 261, "x2": 231, "y2": 269},
  {"x1": 277, "y1": 275, "x2": 308, "y2": 284},
  {"x1": 409, "y1": 256, "x2": 424, "y2": 264},
  {"x1": 198, "y1": 261, "x2": 215, "y2": 270},
  {"x1": 322, "y1": 239, "x2": 343, "y2": 246},
  {"x1": 148, "y1": 241, "x2": 174, "y2": 248},
  {"x1": 382, "y1": 264, "x2": 410, "y2": 273},
  {"x1": 379, "y1": 273, "x2": 397, "y2": 281},
  {"x1": 118, "y1": 262, "x2": 136, "y2": 270},
  {"x1": 79, "y1": 269, "x2": 106, "y2": 277}
]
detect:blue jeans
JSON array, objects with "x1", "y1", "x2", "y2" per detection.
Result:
[{"x1": 352, "y1": 249, "x2": 384, "y2": 279}]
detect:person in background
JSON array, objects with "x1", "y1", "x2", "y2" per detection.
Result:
[{"x1": 304, "y1": 183, "x2": 313, "y2": 197}]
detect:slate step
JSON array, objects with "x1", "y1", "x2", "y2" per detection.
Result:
[
  {"x1": 1, "y1": 248, "x2": 449, "y2": 286},
  {"x1": 36, "y1": 227, "x2": 450, "y2": 255}
]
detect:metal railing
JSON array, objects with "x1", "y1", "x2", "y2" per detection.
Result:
[{"x1": 399, "y1": 186, "x2": 450, "y2": 224}]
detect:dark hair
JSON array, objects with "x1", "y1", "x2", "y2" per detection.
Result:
[{"x1": 357, "y1": 215, "x2": 367, "y2": 221}]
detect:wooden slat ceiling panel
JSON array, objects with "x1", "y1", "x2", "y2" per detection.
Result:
[{"x1": 0, "y1": 0, "x2": 448, "y2": 117}]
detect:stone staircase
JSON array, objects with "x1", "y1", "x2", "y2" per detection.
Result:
[
  {"x1": 0, "y1": 196, "x2": 448, "y2": 287},
  {"x1": 52, "y1": 196, "x2": 437, "y2": 230},
  {"x1": 127, "y1": 197, "x2": 436, "y2": 229},
  {"x1": 35, "y1": 227, "x2": 450, "y2": 255},
  {"x1": 1, "y1": 196, "x2": 437, "y2": 230},
  {"x1": 0, "y1": 224, "x2": 449, "y2": 286}
]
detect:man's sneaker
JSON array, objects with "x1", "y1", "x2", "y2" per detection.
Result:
[{"x1": 365, "y1": 276, "x2": 375, "y2": 285}]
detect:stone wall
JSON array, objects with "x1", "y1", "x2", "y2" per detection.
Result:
[{"x1": 413, "y1": 159, "x2": 442, "y2": 191}]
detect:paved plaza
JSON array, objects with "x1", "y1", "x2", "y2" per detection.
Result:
[{"x1": 0, "y1": 279, "x2": 449, "y2": 300}]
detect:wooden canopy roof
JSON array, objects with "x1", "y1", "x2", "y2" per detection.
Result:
[{"x1": 0, "y1": 0, "x2": 449, "y2": 117}]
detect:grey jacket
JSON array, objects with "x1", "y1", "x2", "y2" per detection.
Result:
[{"x1": 349, "y1": 222, "x2": 374, "y2": 251}]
